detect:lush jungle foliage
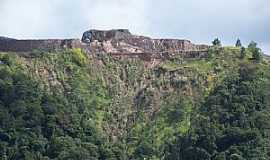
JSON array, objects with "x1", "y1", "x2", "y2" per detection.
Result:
[{"x1": 0, "y1": 46, "x2": 269, "y2": 160}]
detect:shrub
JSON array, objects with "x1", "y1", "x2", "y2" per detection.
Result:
[
  {"x1": 240, "y1": 47, "x2": 246, "y2": 59},
  {"x1": 70, "y1": 48, "x2": 87, "y2": 66},
  {"x1": 0, "y1": 54, "x2": 15, "y2": 66},
  {"x1": 248, "y1": 41, "x2": 262, "y2": 62}
]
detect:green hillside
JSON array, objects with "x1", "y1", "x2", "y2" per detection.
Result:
[{"x1": 0, "y1": 46, "x2": 269, "y2": 159}]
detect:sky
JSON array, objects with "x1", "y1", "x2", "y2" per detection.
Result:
[{"x1": 0, "y1": 0, "x2": 269, "y2": 53}]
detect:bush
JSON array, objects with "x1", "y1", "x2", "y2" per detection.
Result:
[
  {"x1": 69, "y1": 48, "x2": 87, "y2": 66},
  {"x1": 240, "y1": 47, "x2": 246, "y2": 59},
  {"x1": 248, "y1": 41, "x2": 262, "y2": 61},
  {"x1": 0, "y1": 54, "x2": 15, "y2": 66}
]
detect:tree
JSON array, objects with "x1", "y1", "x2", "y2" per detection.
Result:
[
  {"x1": 240, "y1": 47, "x2": 246, "y2": 59},
  {"x1": 252, "y1": 48, "x2": 262, "y2": 62},
  {"x1": 248, "y1": 41, "x2": 257, "y2": 49},
  {"x1": 235, "y1": 39, "x2": 242, "y2": 47},
  {"x1": 212, "y1": 38, "x2": 221, "y2": 47},
  {"x1": 248, "y1": 41, "x2": 262, "y2": 61}
]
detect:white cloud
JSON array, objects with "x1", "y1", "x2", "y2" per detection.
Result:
[
  {"x1": 0, "y1": 0, "x2": 52, "y2": 38},
  {"x1": 0, "y1": 0, "x2": 150, "y2": 39}
]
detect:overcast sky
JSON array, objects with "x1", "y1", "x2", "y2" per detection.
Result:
[{"x1": 0, "y1": 0, "x2": 269, "y2": 53}]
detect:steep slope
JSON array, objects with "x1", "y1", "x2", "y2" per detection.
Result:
[{"x1": 0, "y1": 45, "x2": 269, "y2": 159}]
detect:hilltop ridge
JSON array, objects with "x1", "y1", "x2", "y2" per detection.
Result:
[{"x1": 0, "y1": 29, "x2": 209, "y2": 60}]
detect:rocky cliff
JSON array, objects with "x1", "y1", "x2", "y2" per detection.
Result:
[
  {"x1": 82, "y1": 29, "x2": 209, "y2": 53},
  {"x1": 0, "y1": 29, "x2": 209, "y2": 60}
]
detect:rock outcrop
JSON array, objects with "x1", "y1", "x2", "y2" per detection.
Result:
[
  {"x1": 0, "y1": 29, "x2": 209, "y2": 60},
  {"x1": 82, "y1": 29, "x2": 132, "y2": 43},
  {"x1": 82, "y1": 29, "x2": 209, "y2": 59}
]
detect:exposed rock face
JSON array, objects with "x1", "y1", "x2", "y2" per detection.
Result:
[
  {"x1": 0, "y1": 29, "x2": 209, "y2": 60},
  {"x1": 82, "y1": 29, "x2": 132, "y2": 43},
  {"x1": 0, "y1": 39, "x2": 81, "y2": 52},
  {"x1": 82, "y1": 29, "x2": 209, "y2": 55}
]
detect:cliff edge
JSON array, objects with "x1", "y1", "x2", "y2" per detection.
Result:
[{"x1": 0, "y1": 29, "x2": 209, "y2": 60}]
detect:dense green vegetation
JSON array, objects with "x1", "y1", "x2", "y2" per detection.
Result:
[
  {"x1": 166, "y1": 63, "x2": 270, "y2": 159},
  {"x1": 0, "y1": 46, "x2": 269, "y2": 159}
]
